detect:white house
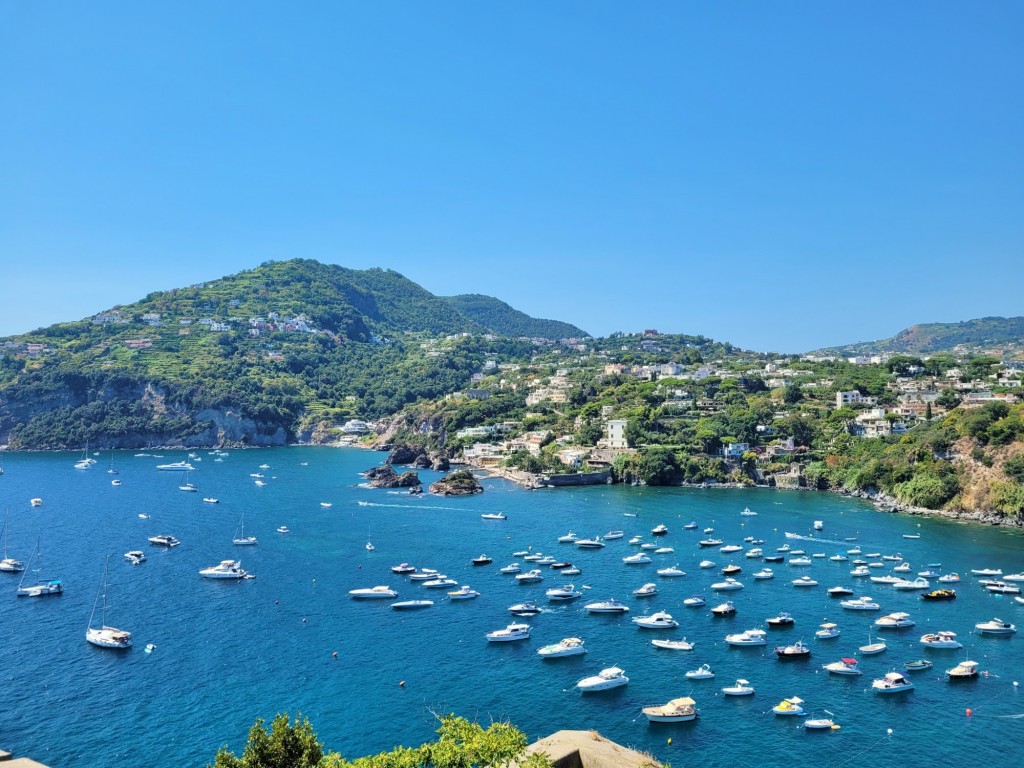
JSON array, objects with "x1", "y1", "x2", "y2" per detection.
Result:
[{"x1": 606, "y1": 419, "x2": 628, "y2": 449}]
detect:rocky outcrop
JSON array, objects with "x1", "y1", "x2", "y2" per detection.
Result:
[
  {"x1": 386, "y1": 444, "x2": 426, "y2": 465},
  {"x1": 431, "y1": 454, "x2": 450, "y2": 471},
  {"x1": 412, "y1": 454, "x2": 432, "y2": 469},
  {"x1": 365, "y1": 465, "x2": 421, "y2": 489},
  {"x1": 429, "y1": 469, "x2": 483, "y2": 496}
]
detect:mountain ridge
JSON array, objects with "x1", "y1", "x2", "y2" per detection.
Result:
[{"x1": 814, "y1": 316, "x2": 1024, "y2": 357}]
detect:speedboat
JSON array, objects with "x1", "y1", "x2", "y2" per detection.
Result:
[
  {"x1": 789, "y1": 556, "x2": 812, "y2": 566},
  {"x1": 721, "y1": 564, "x2": 742, "y2": 575},
  {"x1": 711, "y1": 601, "x2": 736, "y2": 616},
  {"x1": 557, "y1": 531, "x2": 579, "y2": 543},
  {"x1": 813, "y1": 520, "x2": 824, "y2": 530},
  {"x1": 683, "y1": 522, "x2": 698, "y2": 529},
  {"x1": 827, "y1": 586, "x2": 854, "y2": 596},
  {"x1": 870, "y1": 575, "x2": 903, "y2": 585},
  {"x1": 499, "y1": 563, "x2": 521, "y2": 574},
  {"x1": 971, "y1": 568, "x2": 1002, "y2": 577},
  {"x1": 632, "y1": 583, "x2": 658, "y2": 598},
  {"x1": 987, "y1": 582, "x2": 1021, "y2": 594},
  {"x1": 823, "y1": 658, "x2": 862, "y2": 676},
  {"x1": 829, "y1": 554, "x2": 849, "y2": 562},
  {"x1": 537, "y1": 637, "x2": 587, "y2": 658},
  {"x1": 722, "y1": 679, "x2": 755, "y2": 696},
  {"x1": 508, "y1": 602, "x2": 542, "y2": 615},
  {"x1": 575, "y1": 538, "x2": 605, "y2": 549},
  {"x1": 850, "y1": 566, "x2": 870, "y2": 577},
  {"x1": 391, "y1": 563, "x2": 416, "y2": 574},
  {"x1": 348, "y1": 585, "x2": 397, "y2": 599},
  {"x1": 682, "y1": 595, "x2": 706, "y2": 607},
  {"x1": 805, "y1": 713, "x2": 837, "y2": 731},
  {"x1": 699, "y1": 560, "x2": 717, "y2": 569},
  {"x1": 422, "y1": 578, "x2": 458, "y2": 589},
  {"x1": 653, "y1": 547, "x2": 674, "y2": 555},
  {"x1": 918, "y1": 569, "x2": 940, "y2": 578},
  {"x1": 872, "y1": 672, "x2": 914, "y2": 693},
  {"x1": 741, "y1": 507, "x2": 757, "y2": 516},
  {"x1": 766, "y1": 612, "x2": 795, "y2": 627},
  {"x1": 684, "y1": 664, "x2": 715, "y2": 680},
  {"x1": 772, "y1": 697, "x2": 806, "y2": 716},
  {"x1": 409, "y1": 569, "x2": 440, "y2": 581},
  {"x1": 711, "y1": 577, "x2": 744, "y2": 591},
  {"x1": 698, "y1": 538, "x2": 723, "y2": 547},
  {"x1": 745, "y1": 548, "x2": 763, "y2": 559},
  {"x1": 893, "y1": 577, "x2": 930, "y2": 591},
  {"x1": 522, "y1": 553, "x2": 544, "y2": 562},
  {"x1": 903, "y1": 659, "x2": 933, "y2": 672},
  {"x1": 753, "y1": 568, "x2": 774, "y2": 580},
  {"x1": 471, "y1": 555, "x2": 492, "y2": 566},
  {"x1": 448, "y1": 585, "x2": 480, "y2": 600},
  {"x1": 561, "y1": 566, "x2": 582, "y2": 576},
  {"x1": 199, "y1": 560, "x2": 250, "y2": 580},
  {"x1": 148, "y1": 535, "x2": 180, "y2": 548},
  {"x1": 840, "y1": 596, "x2": 880, "y2": 611},
  {"x1": 604, "y1": 530, "x2": 624, "y2": 540},
  {"x1": 277, "y1": 526, "x2": 289, "y2": 534},
  {"x1": 577, "y1": 667, "x2": 628, "y2": 692},
  {"x1": 622, "y1": 553, "x2": 652, "y2": 565},
  {"x1": 764, "y1": 555, "x2": 785, "y2": 563},
  {"x1": 725, "y1": 628, "x2": 767, "y2": 646},
  {"x1": 480, "y1": 513, "x2": 507, "y2": 520},
  {"x1": 775, "y1": 640, "x2": 810, "y2": 659},
  {"x1": 628, "y1": 536, "x2": 643, "y2": 545},
  {"x1": 550, "y1": 562, "x2": 573, "y2": 570},
  {"x1": 946, "y1": 660, "x2": 980, "y2": 679},
  {"x1": 792, "y1": 575, "x2": 818, "y2": 587},
  {"x1": 640, "y1": 543, "x2": 658, "y2": 551},
  {"x1": 651, "y1": 524, "x2": 668, "y2": 536},
  {"x1": 642, "y1": 697, "x2": 699, "y2": 723},
  {"x1": 486, "y1": 623, "x2": 532, "y2": 642},
  {"x1": 975, "y1": 618, "x2": 1016, "y2": 635},
  {"x1": 704, "y1": 527, "x2": 714, "y2": 534},
  {"x1": 632, "y1": 611, "x2": 679, "y2": 629},
  {"x1": 515, "y1": 570, "x2": 544, "y2": 584},
  {"x1": 1001, "y1": 572, "x2": 1024, "y2": 582},
  {"x1": 652, "y1": 638, "x2": 695, "y2": 650},
  {"x1": 512, "y1": 550, "x2": 530, "y2": 557},
  {"x1": 534, "y1": 556, "x2": 557, "y2": 566},
  {"x1": 875, "y1": 612, "x2": 915, "y2": 629},
  {"x1": 156, "y1": 461, "x2": 194, "y2": 471},
  {"x1": 124, "y1": 550, "x2": 146, "y2": 565},
  {"x1": 920, "y1": 631, "x2": 962, "y2": 648},
  {"x1": 391, "y1": 600, "x2": 434, "y2": 610},
  {"x1": 815, "y1": 622, "x2": 840, "y2": 639},
  {"x1": 585, "y1": 598, "x2": 629, "y2": 614},
  {"x1": 720, "y1": 544, "x2": 743, "y2": 554},
  {"x1": 546, "y1": 584, "x2": 582, "y2": 601},
  {"x1": 893, "y1": 562, "x2": 912, "y2": 573},
  {"x1": 656, "y1": 565, "x2": 686, "y2": 577}
]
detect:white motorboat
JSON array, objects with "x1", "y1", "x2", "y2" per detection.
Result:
[
  {"x1": 745, "y1": 548, "x2": 763, "y2": 559},
  {"x1": 682, "y1": 595, "x2": 706, "y2": 607},
  {"x1": 775, "y1": 640, "x2": 811, "y2": 659},
  {"x1": 875, "y1": 612, "x2": 915, "y2": 629},
  {"x1": 537, "y1": 637, "x2": 587, "y2": 658},
  {"x1": 577, "y1": 666, "x2": 628, "y2": 692},
  {"x1": 515, "y1": 569, "x2": 544, "y2": 583},
  {"x1": 936, "y1": 572, "x2": 961, "y2": 583},
  {"x1": 710, "y1": 601, "x2": 736, "y2": 615},
  {"x1": 823, "y1": 658, "x2": 862, "y2": 676},
  {"x1": 557, "y1": 531, "x2": 579, "y2": 543},
  {"x1": 699, "y1": 559, "x2": 717, "y2": 569},
  {"x1": 656, "y1": 565, "x2": 686, "y2": 578},
  {"x1": 986, "y1": 582, "x2": 1021, "y2": 594},
  {"x1": 1001, "y1": 572, "x2": 1024, "y2": 582},
  {"x1": 632, "y1": 611, "x2": 678, "y2": 629},
  {"x1": 893, "y1": 562, "x2": 912, "y2": 573},
  {"x1": 813, "y1": 520, "x2": 824, "y2": 530},
  {"x1": 391, "y1": 562, "x2": 416, "y2": 574},
  {"x1": 85, "y1": 557, "x2": 132, "y2": 649},
  {"x1": 499, "y1": 563, "x2": 521, "y2": 574},
  {"x1": 622, "y1": 552, "x2": 652, "y2": 564},
  {"x1": 651, "y1": 524, "x2": 668, "y2": 536},
  {"x1": 533, "y1": 556, "x2": 556, "y2": 566},
  {"x1": 722, "y1": 678, "x2": 755, "y2": 696},
  {"x1": 920, "y1": 631, "x2": 962, "y2": 649},
  {"x1": 124, "y1": 550, "x2": 146, "y2": 565},
  {"x1": 699, "y1": 538, "x2": 723, "y2": 547},
  {"x1": 829, "y1": 554, "x2": 849, "y2": 562},
  {"x1": 815, "y1": 622, "x2": 840, "y2": 639},
  {"x1": 840, "y1": 596, "x2": 880, "y2": 611},
  {"x1": 508, "y1": 601, "x2": 541, "y2": 615},
  {"x1": 725, "y1": 628, "x2": 767, "y2": 646},
  {"x1": 199, "y1": 560, "x2": 250, "y2": 580},
  {"x1": 575, "y1": 538, "x2": 605, "y2": 549},
  {"x1": 422, "y1": 578, "x2": 459, "y2": 589},
  {"x1": 971, "y1": 568, "x2": 1002, "y2": 577},
  {"x1": 720, "y1": 544, "x2": 744, "y2": 554},
  {"x1": 642, "y1": 697, "x2": 699, "y2": 722},
  {"x1": 628, "y1": 536, "x2": 643, "y2": 545},
  {"x1": 653, "y1": 547, "x2": 674, "y2": 554},
  {"x1": 391, "y1": 600, "x2": 434, "y2": 610},
  {"x1": 561, "y1": 566, "x2": 582, "y2": 576},
  {"x1": 486, "y1": 623, "x2": 531, "y2": 642},
  {"x1": 147, "y1": 534, "x2": 180, "y2": 548},
  {"x1": 792, "y1": 575, "x2": 818, "y2": 587},
  {"x1": 704, "y1": 527, "x2": 714, "y2": 534},
  {"x1": 789, "y1": 556, "x2": 812, "y2": 566},
  {"x1": 946, "y1": 660, "x2": 980, "y2": 679},
  {"x1": 448, "y1": 585, "x2": 480, "y2": 600},
  {"x1": 585, "y1": 598, "x2": 629, "y2": 613},
  {"x1": 409, "y1": 568, "x2": 440, "y2": 581},
  {"x1": 522, "y1": 553, "x2": 544, "y2": 561},
  {"x1": 546, "y1": 584, "x2": 582, "y2": 601},
  {"x1": 349, "y1": 585, "x2": 399, "y2": 599},
  {"x1": 711, "y1": 577, "x2": 744, "y2": 591},
  {"x1": 859, "y1": 634, "x2": 887, "y2": 655},
  {"x1": 632, "y1": 582, "x2": 658, "y2": 597},
  {"x1": 741, "y1": 507, "x2": 757, "y2": 516},
  {"x1": 893, "y1": 577, "x2": 930, "y2": 591},
  {"x1": 918, "y1": 569, "x2": 940, "y2": 578},
  {"x1": 30, "y1": 498, "x2": 42, "y2": 507},
  {"x1": 753, "y1": 568, "x2": 774, "y2": 580},
  {"x1": 827, "y1": 586, "x2": 854, "y2": 596},
  {"x1": 872, "y1": 672, "x2": 914, "y2": 693},
  {"x1": 870, "y1": 575, "x2": 903, "y2": 585},
  {"x1": 684, "y1": 664, "x2": 715, "y2": 680},
  {"x1": 766, "y1": 612, "x2": 795, "y2": 627},
  {"x1": 804, "y1": 712, "x2": 837, "y2": 730},
  {"x1": 684, "y1": 522, "x2": 698, "y2": 529},
  {"x1": 975, "y1": 618, "x2": 1016, "y2": 635},
  {"x1": 850, "y1": 566, "x2": 870, "y2": 577},
  {"x1": 772, "y1": 697, "x2": 806, "y2": 716},
  {"x1": 277, "y1": 526, "x2": 289, "y2": 534},
  {"x1": 604, "y1": 530, "x2": 624, "y2": 540},
  {"x1": 652, "y1": 638, "x2": 695, "y2": 650},
  {"x1": 480, "y1": 513, "x2": 507, "y2": 520},
  {"x1": 156, "y1": 461, "x2": 194, "y2": 471}
]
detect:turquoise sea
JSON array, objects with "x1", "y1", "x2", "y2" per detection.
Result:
[{"x1": 1, "y1": 447, "x2": 1023, "y2": 767}]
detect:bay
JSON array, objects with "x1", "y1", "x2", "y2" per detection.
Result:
[{"x1": 0, "y1": 447, "x2": 1022, "y2": 767}]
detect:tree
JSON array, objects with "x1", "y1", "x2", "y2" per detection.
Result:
[
  {"x1": 211, "y1": 713, "x2": 323, "y2": 768},
  {"x1": 782, "y1": 383, "x2": 803, "y2": 404}
]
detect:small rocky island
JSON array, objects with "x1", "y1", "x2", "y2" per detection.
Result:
[
  {"x1": 429, "y1": 469, "x2": 484, "y2": 496},
  {"x1": 364, "y1": 465, "x2": 422, "y2": 489}
]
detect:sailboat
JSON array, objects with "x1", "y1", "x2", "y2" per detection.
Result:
[
  {"x1": 0, "y1": 511, "x2": 25, "y2": 572},
  {"x1": 107, "y1": 451, "x2": 119, "y2": 475},
  {"x1": 16, "y1": 539, "x2": 63, "y2": 596},
  {"x1": 86, "y1": 556, "x2": 132, "y2": 649},
  {"x1": 74, "y1": 443, "x2": 96, "y2": 470},
  {"x1": 232, "y1": 511, "x2": 258, "y2": 546},
  {"x1": 178, "y1": 470, "x2": 197, "y2": 492},
  {"x1": 365, "y1": 526, "x2": 375, "y2": 552}
]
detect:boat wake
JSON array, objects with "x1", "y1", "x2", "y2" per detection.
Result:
[
  {"x1": 356, "y1": 501, "x2": 464, "y2": 512},
  {"x1": 783, "y1": 532, "x2": 854, "y2": 546}
]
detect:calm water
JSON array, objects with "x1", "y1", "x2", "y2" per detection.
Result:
[{"x1": 1, "y1": 448, "x2": 1023, "y2": 767}]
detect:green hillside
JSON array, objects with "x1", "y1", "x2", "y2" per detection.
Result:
[
  {"x1": 819, "y1": 316, "x2": 1024, "y2": 357},
  {"x1": 442, "y1": 294, "x2": 588, "y2": 339}
]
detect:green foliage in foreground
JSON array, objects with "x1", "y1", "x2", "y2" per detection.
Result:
[{"x1": 210, "y1": 713, "x2": 553, "y2": 768}]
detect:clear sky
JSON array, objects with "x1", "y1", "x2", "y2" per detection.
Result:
[{"x1": 1, "y1": 2, "x2": 1021, "y2": 352}]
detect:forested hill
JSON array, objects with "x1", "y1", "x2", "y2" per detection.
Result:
[
  {"x1": 818, "y1": 316, "x2": 1024, "y2": 357},
  {"x1": 442, "y1": 294, "x2": 588, "y2": 339}
]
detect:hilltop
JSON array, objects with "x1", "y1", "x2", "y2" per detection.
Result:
[
  {"x1": 817, "y1": 316, "x2": 1024, "y2": 358},
  {"x1": 441, "y1": 294, "x2": 588, "y2": 339}
]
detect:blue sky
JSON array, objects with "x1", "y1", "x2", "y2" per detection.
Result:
[{"x1": 1, "y1": 2, "x2": 1021, "y2": 352}]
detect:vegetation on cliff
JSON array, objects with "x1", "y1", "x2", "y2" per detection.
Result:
[{"x1": 441, "y1": 294, "x2": 587, "y2": 340}]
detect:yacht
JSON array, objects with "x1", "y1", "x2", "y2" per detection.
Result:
[
  {"x1": 534, "y1": 556, "x2": 556, "y2": 566},
  {"x1": 422, "y1": 578, "x2": 459, "y2": 589},
  {"x1": 775, "y1": 640, "x2": 811, "y2": 659},
  {"x1": 632, "y1": 582, "x2": 658, "y2": 597},
  {"x1": 577, "y1": 667, "x2": 628, "y2": 691},
  {"x1": 391, "y1": 563, "x2": 416, "y2": 574},
  {"x1": 772, "y1": 697, "x2": 806, "y2": 716},
  {"x1": 199, "y1": 560, "x2": 250, "y2": 580},
  {"x1": 409, "y1": 569, "x2": 440, "y2": 581},
  {"x1": 920, "y1": 631, "x2": 962, "y2": 649},
  {"x1": 683, "y1": 522, "x2": 698, "y2": 530},
  {"x1": 710, "y1": 601, "x2": 736, "y2": 616},
  {"x1": 753, "y1": 568, "x2": 774, "y2": 580},
  {"x1": 557, "y1": 531, "x2": 579, "y2": 543},
  {"x1": 986, "y1": 582, "x2": 1021, "y2": 595},
  {"x1": 875, "y1": 612, "x2": 915, "y2": 629},
  {"x1": 651, "y1": 524, "x2": 668, "y2": 536},
  {"x1": 840, "y1": 596, "x2": 880, "y2": 611},
  {"x1": 632, "y1": 611, "x2": 678, "y2": 629},
  {"x1": 348, "y1": 585, "x2": 398, "y2": 599},
  {"x1": 537, "y1": 637, "x2": 587, "y2": 658},
  {"x1": 0, "y1": 514, "x2": 25, "y2": 573},
  {"x1": 698, "y1": 538, "x2": 724, "y2": 547},
  {"x1": 829, "y1": 554, "x2": 849, "y2": 562},
  {"x1": 561, "y1": 565, "x2": 582, "y2": 576},
  {"x1": 815, "y1": 622, "x2": 840, "y2": 639},
  {"x1": 499, "y1": 563, "x2": 521, "y2": 574},
  {"x1": 585, "y1": 598, "x2": 629, "y2": 614},
  {"x1": 971, "y1": 568, "x2": 1002, "y2": 577},
  {"x1": 792, "y1": 575, "x2": 818, "y2": 587},
  {"x1": 604, "y1": 530, "x2": 624, "y2": 540},
  {"x1": 720, "y1": 544, "x2": 743, "y2": 554},
  {"x1": 850, "y1": 566, "x2": 870, "y2": 577},
  {"x1": 486, "y1": 623, "x2": 532, "y2": 642},
  {"x1": 711, "y1": 577, "x2": 744, "y2": 591},
  {"x1": 893, "y1": 577, "x2": 930, "y2": 591},
  {"x1": 641, "y1": 697, "x2": 699, "y2": 722},
  {"x1": 682, "y1": 595, "x2": 706, "y2": 607},
  {"x1": 156, "y1": 461, "x2": 194, "y2": 471},
  {"x1": 653, "y1": 547, "x2": 674, "y2": 555},
  {"x1": 870, "y1": 574, "x2": 903, "y2": 585},
  {"x1": 147, "y1": 535, "x2": 180, "y2": 548},
  {"x1": 745, "y1": 548, "x2": 763, "y2": 559},
  {"x1": 447, "y1": 585, "x2": 480, "y2": 600},
  {"x1": 871, "y1": 672, "x2": 914, "y2": 694},
  {"x1": 937, "y1": 572, "x2": 961, "y2": 583},
  {"x1": 85, "y1": 559, "x2": 131, "y2": 650},
  {"x1": 684, "y1": 664, "x2": 715, "y2": 680},
  {"x1": 721, "y1": 679, "x2": 755, "y2": 696},
  {"x1": 124, "y1": 550, "x2": 146, "y2": 565},
  {"x1": 699, "y1": 560, "x2": 717, "y2": 569},
  {"x1": 823, "y1": 658, "x2": 862, "y2": 676},
  {"x1": 508, "y1": 601, "x2": 541, "y2": 615},
  {"x1": 640, "y1": 543, "x2": 658, "y2": 551},
  {"x1": 652, "y1": 638, "x2": 695, "y2": 650},
  {"x1": 515, "y1": 570, "x2": 544, "y2": 584},
  {"x1": 574, "y1": 538, "x2": 605, "y2": 549},
  {"x1": 725, "y1": 628, "x2": 767, "y2": 646},
  {"x1": 946, "y1": 660, "x2": 980, "y2": 680},
  {"x1": 656, "y1": 565, "x2": 686, "y2": 578},
  {"x1": 766, "y1": 612, "x2": 795, "y2": 627},
  {"x1": 975, "y1": 618, "x2": 1016, "y2": 635},
  {"x1": 545, "y1": 584, "x2": 582, "y2": 601},
  {"x1": 789, "y1": 556, "x2": 812, "y2": 566},
  {"x1": 391, "y1": 600, "x2": 434, "y2": 610},
  {"x1": 628, "y1": 536, "x2": 643, "y2": 545},
  {"x1": 622, "y1": 553, "x2": 652, "y2": 565},
  {"x1": 480, "y1": 513, "x2": 507, "y2": 521},
  {"x1": 471, "y1": 555, "x2": 492, "y2": 566},
  {"x1": 1001, "y1": 572, "x2": 1024, "y2": 582},
  {"x1": 827, "y1": 586, "x2": 854, "y2": 597}
]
